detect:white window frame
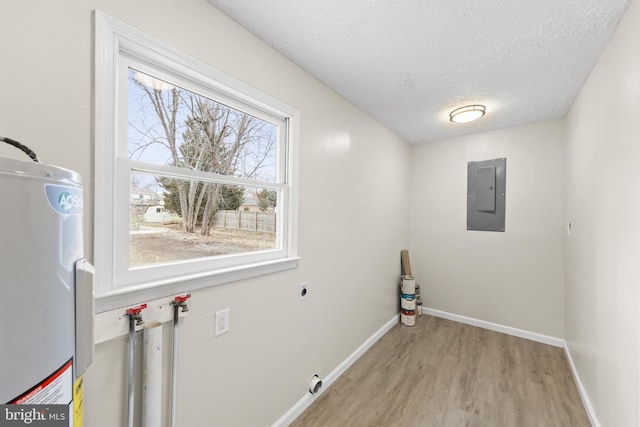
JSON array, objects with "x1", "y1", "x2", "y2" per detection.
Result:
[{"x1": 94, "y1": 11, "x2": 299, "y2": 313}]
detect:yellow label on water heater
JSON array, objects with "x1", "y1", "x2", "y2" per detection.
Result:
[{"x1": 73, "y1": 375, "x2": 84, "y2": 427}]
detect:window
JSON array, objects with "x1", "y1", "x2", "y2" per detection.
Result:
[{"x1": 95, "y1": 11, "x2": 298, "y2": 312}]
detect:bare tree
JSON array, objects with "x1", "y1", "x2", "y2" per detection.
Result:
[{"x1": 128, "y1": 70, "x2": 276, "y2": 236}]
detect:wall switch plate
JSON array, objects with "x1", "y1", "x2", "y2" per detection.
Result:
[
  {"x1": 215, "y1": 308, "x2": 230, "y2": 336},
  {"x1": 299, "y1": 283, "x2": 308, "y2": 300}
]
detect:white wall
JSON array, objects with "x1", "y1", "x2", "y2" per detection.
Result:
[
  {"x1": 0, "y1": 1, "x2": 410, "y2": 426},
  {"x1": 4, "y1": 1, "x2": 638, "y2": 426},
  {"x1": 564, "y1": 0, "x2": 640, "y2": 424},
  {"x1": 409, "y1": 120, "x2": 566, "y2": 338}
]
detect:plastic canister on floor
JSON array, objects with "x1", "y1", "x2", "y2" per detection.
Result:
[
  {"x1": 400, "y1": 309, "x2": 416, "y2": 326},
  {"x1": 401, "y1": 275, "x2": 415, "y2": 294},
  {"x1": 400, "y1": 294, "x2": 416, "y2": 310}
]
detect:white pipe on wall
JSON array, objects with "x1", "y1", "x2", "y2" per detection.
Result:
[
  {"x1": 127, "y1": 317, "x2": 135, "y2": 427},
  {"x1": 142, "y1": 321, "x2": 163, "y2": 427},
  {"x1": 170, "y1": 305, "x2": 179, "y2": 427}
]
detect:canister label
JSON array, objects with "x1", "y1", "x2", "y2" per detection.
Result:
[
  {"x1": 401, "y1": 309, "x2": 416, "y2": 326},
  {"x1": 44, "y1": 184, "x2": 83, "y2": 215},
  {"x1": 401, "y1": 276, "x2": 416, "y2": 294},
  {"x1": 401, "y1": 297, "x2": 416, "y2": 310}
]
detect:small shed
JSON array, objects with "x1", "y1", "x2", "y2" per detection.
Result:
[{"x1": 143, "y1": 205, "x2": 171, "y2": 223}]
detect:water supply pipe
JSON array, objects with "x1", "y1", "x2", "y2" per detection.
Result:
[
  {"x1": 142, "y1": 322, "x2": 162, "y2": 427},
  {"x1": 126, "y1": 304, "x2": 147, "y2": 427},
  {"x1": 170, "y1": 294, "x2": 190, "y2": 427}
]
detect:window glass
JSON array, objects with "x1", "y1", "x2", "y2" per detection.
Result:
[
  {"x1": 126, "y1": 69, "x2": 283, "y2": 269},
  {"x1": 127, "y1": 69, "x2": 277, "y2": 182},
  {"x1": 129, "y1": 172, "x2": 279, "y2": 268}
]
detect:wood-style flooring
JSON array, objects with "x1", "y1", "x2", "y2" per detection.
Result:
[{"x1": 290, "y1": 315, "x2": 590, "y2": 427}]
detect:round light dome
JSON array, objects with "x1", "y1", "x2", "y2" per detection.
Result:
[{"x1": 449, "y1": 105, "x2": 486, "y2": 123}]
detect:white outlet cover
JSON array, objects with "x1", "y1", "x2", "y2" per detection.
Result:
[{"x1": 215, "y1": 308, "x2": 230, "y2": 336}]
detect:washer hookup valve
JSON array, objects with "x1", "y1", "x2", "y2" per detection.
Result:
[{"x1": 125, "y1": 303, "x2": 148, "y2": 326}]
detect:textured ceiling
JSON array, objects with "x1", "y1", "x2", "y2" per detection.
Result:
[{"x1": 208, "y1": 0, "x2": 630, "y2": 144}]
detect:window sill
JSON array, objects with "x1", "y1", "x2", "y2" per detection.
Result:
[{"x1": 95, "y1": 256, "x2": 299, "y2": 313}]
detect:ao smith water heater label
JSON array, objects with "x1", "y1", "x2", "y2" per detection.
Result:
[{"x1": 44, "y1": 184, "x2": 83, "y2": 216}]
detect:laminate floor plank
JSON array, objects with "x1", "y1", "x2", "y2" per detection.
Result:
[{"x1": 290, "y1": 315, "x2": 590, "y2": 427}]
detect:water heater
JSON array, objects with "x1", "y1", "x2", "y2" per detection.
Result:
[{"x1": 0, "y1": 147, "x2": 94, "y2": 425}]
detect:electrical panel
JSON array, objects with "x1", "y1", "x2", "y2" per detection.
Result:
[{"x1": 467, "y1": 158, "x2": 506, "y2": 232}]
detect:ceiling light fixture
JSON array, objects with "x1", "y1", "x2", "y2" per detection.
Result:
[{"x1": 449, "y1": 105, "x2": 486, "y2": 123}]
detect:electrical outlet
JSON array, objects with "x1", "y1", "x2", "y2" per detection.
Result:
[
  {"x1": 299, "y1": 283, "x2": 308, "y2": 300},
  {"x1": 215, "y1": 308, "x2": 230, "y2": 336}
]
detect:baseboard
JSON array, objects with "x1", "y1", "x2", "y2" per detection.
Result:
[
  {"x1": 564, "y1": 343, "x2": 601, "y2": 427},
  {"x1": 422, "y1": 307, "x2": 565, "y2": 347},
  {"x1": 271, "y1": 313, "x2": 399, "y2": 427}
]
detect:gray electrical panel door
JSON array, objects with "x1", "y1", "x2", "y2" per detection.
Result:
[{"x1": 467, "y1": 158, "x2": 506, "y2": 232}]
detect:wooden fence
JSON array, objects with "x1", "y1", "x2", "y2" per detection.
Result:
[{"x1": 213, "y1": 210, "x2": 276, "y2": 233}]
